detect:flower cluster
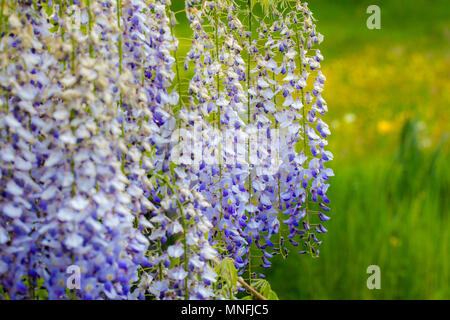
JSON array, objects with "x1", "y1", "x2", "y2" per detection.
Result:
[
  {"x1": 0, "y1": 0, "x2": 219, "y2": 300},
  {"x1": 174, "y1": 0, "x2": 333, "y2": 282},
  {"x1": 0, "y1": 0, "x2": 332, "y2": 300}
]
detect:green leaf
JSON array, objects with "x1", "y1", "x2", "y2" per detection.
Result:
[
  {"x1": 49, "y1": 25, "x2": 59, "y2": 34},
  {"x1": 267, "y1": 290, "x2": 279, "y2": 300},
  {"x1": 215, "y1": 258, "x2": 238, "y2": 288},
  {"x1": 44, "y1": 2, "x2": 54, "y2": 17},
  {"x1": 36, "y1": 288, "x2": 48, "y2": 300},
  {"x1": 250, "y1": 278, "x2": 279, "y2": 300},
  {"x1": 169, "y1": 161, "x2": 177, "y2": 178}
]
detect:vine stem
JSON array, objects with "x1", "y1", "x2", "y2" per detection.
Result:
[
  {"x1": 58, "y1": 0, "x2": 65, "y2": 41},
  {"x1": 56, "y1": 0, "x2": 77, "y2": 197},
  {"x1": 273, "y1": 69, "x2": 287, "y2": 259},
  {"x1": 157, "y1": 240, "x2": 164, "y2": 280},
  {"x1": 0, "y1": 0, "x2": 5, "y2": 36},
  {"x1": 168, "y1": 9, "x2": 183, "y2": 166},
  {"x1": 59, "y1": 0, "x2": 77, "y2": 298},
  {"x1": 237, "y1": 276, "x2": 267, "y2": 300},
  {"x1": 158, "y1": 174, "x2": 190, "y2": 299},
  {"x1": 116, "y1": 0, "x2": 126, "y2": 171},
  {"x1": 214, "y1": 4, "x2": 224, "y2": 222},
  {"x1": 86, "y1": 0, "x2": 93, "y2": 57},
  {"x1": 167, "y1": 7, "x2": 189, "y2": 299},
  {"x1": 287, "y1": 0, "x2": 313, "y2": 255},
  {"x1": 178, "y1": 200, "x2": 189, "y2": 300},
  {"x1": 246, "y1": 0, "x2": 253, "y2": 287},
  {"x1": 116, "y1": 0, "x2": 123, "y2": 79}
]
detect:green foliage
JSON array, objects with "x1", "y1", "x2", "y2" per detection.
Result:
[
  {"x1": 15, "y1": 277, "x2": 49, "y2": 300},
  {"x1": 35, "y1": 278, "x2": 49, "y2": 300},
  {"x1": 215, "y1": 258, "x2": 239, "y2": 299},
  {"x1": 239, "y1": 278, "x2": 279, "y2": 300},
  {"x1": 251, "y1": 279, "x2": 279, "y2": 300},
  {"x1": 215, "y1": 258, "x2": 238, "y2": 288},
  {"x1": 213, "y1": 258, "x2": 279, "y2": 300},
  {"x1": 0, "y1": 284, "x2": 10, "y2": 299}
]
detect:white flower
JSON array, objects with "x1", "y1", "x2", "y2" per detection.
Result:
[
  {"x1": 6, "y1": 181, "x2": 23, "y2": 196},
  {"x1": 64, "y1": 233, "x2": 84, "y2": 249},
  {"x1": 199, "y1": 245, "x2": 217, "y2": 260},
  {"x1": 57, "y1": 208, "x2": 74, "y2": 222},
  {"x1": 70, "y1": 196, "x2": 90, "y2": 211},
  {"x1": 45, "y1": 151, "x2": 63, "y2": 167},
  {"x1": 201, "y1": 265, "x2": 217, "y2": 283},
  {"x1": 168, "y1": 266, "x2": 188, "y2": 281},
  {"x1": 168, "y1": 242, "x2": 184, "y2": 258},
  {"x1": 0, "y1": 227, "x2": 9, "y2": 244}
]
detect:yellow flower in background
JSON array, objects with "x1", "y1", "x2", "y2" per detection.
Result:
[
  {"x1": 377, "y1": 120, "x2": 393, "y2": 134},
  {"x1": 389, "y1": 236, "x2": 401, "y2": 247},
  {"x1": 321, "y1": 43, "x2": 448, "y2": 157}
]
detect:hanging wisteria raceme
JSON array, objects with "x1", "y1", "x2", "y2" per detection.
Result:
[
  {"x1": 0, "y1": 0, "x2": 220, "y2": 300},
  {"x1": 0, "y1": 0, "x2": 332, "y2": 300},
  {"x1": 241, "y1": 1, "x2": 283, "y2": 274},
  {"x1": 177, "y1": 1, "x2": 248, "y2": 276},
  {"x1": 179, "y1": 0, "x2": 257, "y2": 280},
  {"x1": 1, "y1": 1, "x2": 137, "y2": 299},
  {"x1": 273, "y1": 1, "x2": 333, "y2": 258},
  {"x1": 0, "y1": 4, "x2": 44, "y2": 298},
  {"x1": 175, "y1": 0, "x2": 333, "y2": 281},
  {"x1": 228, "y1": 1, "x2": 334, "y2": 271},
  {"x1": 117, "y1": 0, "x2": 220, "y2": 299}
]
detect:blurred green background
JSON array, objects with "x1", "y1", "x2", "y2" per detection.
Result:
[
  {"x1": 264, "y1": 0, "x2": 450, "y2": 299},
  {"x1": 172, "y1": 0, "x2": 450, "y2": 299}
]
